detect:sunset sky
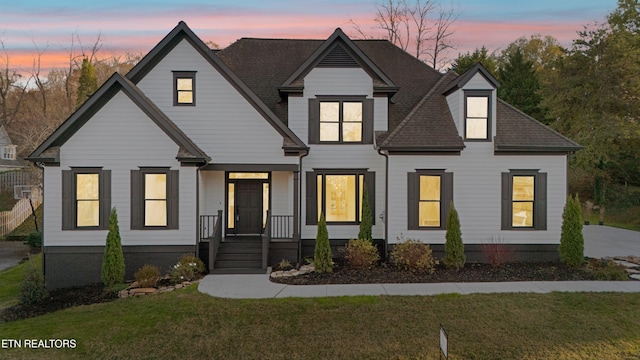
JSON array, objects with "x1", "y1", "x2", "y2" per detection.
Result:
[{"x1": 0, "y1": 0, "x2": 617, "y2": 73}]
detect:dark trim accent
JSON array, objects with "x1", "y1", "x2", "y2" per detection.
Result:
[
  {"x1": 443, "y1": 62, "x2": 500, "y2": 95},
  {"x1": 407, "y1": 170, "x2": 453, "y2": 230},
  {"x1": 131, "y1": 168, "x2": 179, "y2": 230},
  {"x1": 501, "y1": 170, "x2": 547, "y2": 230},
  {"x1": 300, "y1": 238, "x2": 386, "y2": 259},
  {"x1": 201, "y1": 163, "x2": 298, "y2": 172},
  {"x1": 494, "y1": 148, "x2": 580, "y2": 155},
  {"x1": 125, "y1": 21, "x2": 307, "y2": 152},
  {"x1": 308, "y1": 96, "x2": 373, "y2": 145},
  {"x1": 62, "y1": 168, "x2": 111, "y2": 230},
  {"x1": 464, "y1": 90, "x2": 492, "y2": 142},
  {"x1": 173, "y1": 71, "x2": 196, "y2": 106},
  {"x1": 28, "y1": 73, "x2": 210, "y2": 165},
  {"x1": 388, "y1": 243, "x2": 559, "y2": 263},
  {"x1": 385, "y1": 149, "x2": 463, "y2": 155},
  {"x1": 317, "y1": 43, "x2": 359, "y2": 67}
]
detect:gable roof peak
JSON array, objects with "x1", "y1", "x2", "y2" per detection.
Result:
[{"x1": 444, "y1": 62, "x2": 500, "y2": 95}]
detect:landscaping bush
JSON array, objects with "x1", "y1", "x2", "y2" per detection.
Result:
[
  {"x1": 586, "y1": 259, "x2": 628, "y2": 280},
  {"x1": 20, "y1": 258, "x2": 48, "y2": 305},
  {"x1": 391, "y1": 238, "x2": 437, "y2": 273},
  {"x1": 559, "y1": 194, "x2": 584, "y2": 267},
  {"x1": 170, "y1": 254, "x2": 206, "y2": 283},
  {"x1": 481, "y1": 236, "x2": 512, "y2": 267},
  {"x1": 102, "y1": 208, "x2": 125, "y2": 287},
  {"x1": 341, "y1": 238, "x2": 380, "y2": 268},
  {"x1": 358, "y1": 184, "x2": 373, "y2": 242},
  {"x1": 26, "y1": 231, "x2": 42, "y2": 248},
  {"x1": 134, "y1": 264, "x2": 161, "y2": 288},
  {"x1": 314, "y1": 212, "x2": 333, "y2": 273},
  {"x1": 443, "y1": 202, "x2": 465, "y2": 270},
  {"x1": 277, "y1": 259, "x2": 293, "y2": 271}
]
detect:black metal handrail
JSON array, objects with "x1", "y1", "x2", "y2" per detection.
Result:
[
  {"x1": 199, "y1": 214, "x2": 218, "y2": 240},
  {"x1": 207, "y1": 210, "x2": 223, "y2": 273},
  {"x1": 270, "y1": 215, "x2": 294, "y2": 239}
]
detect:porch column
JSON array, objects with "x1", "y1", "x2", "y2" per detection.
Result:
[{"x1": 293, "y1": 170, "x2": 300, "y2": 243}]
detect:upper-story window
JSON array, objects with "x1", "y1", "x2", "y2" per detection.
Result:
[
  {"x1": 173, "y1": 71, "x2": 196, "y2": 106},
  {"x1": 464, "y1": 91, "x2": 491, "y2": 140},
  {"x1": 2, "y1": 145, "x2": 16, "y2": 160},
  {"x1": 308, "y1": 97, "x2": 373, "y2": 144}
]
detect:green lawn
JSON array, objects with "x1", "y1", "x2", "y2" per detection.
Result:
[
  {"x1": 0, "y1": 191, "x2": 18, "y2": 212},
  {"x1": 0, "y1": 254, "x2": 39, "y2": 309},
  {"x1": 1, "y1": 283, "x2": 639, "y2": 359}
]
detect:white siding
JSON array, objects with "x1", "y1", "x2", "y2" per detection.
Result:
[
  {"x1": 46, "y1": 92, "x2": 197, "y2": 247},
  {"x1": 137, "y1": 39, "x2": 296, "y2": 165},
  {"x1": 387, "y1": 152, "x2": 568, "y2": 245},
  {"x1": 290, "y1": 67, "x2": 385, "y2": 240},
  {"x1": 374, "y1": 96, "x2": 388, "y2": 132},
  {"x1": 271, "y1": 171, "x2": 293, "y2": 216}
]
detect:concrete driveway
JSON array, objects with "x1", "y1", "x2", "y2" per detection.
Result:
[
  {"x1": 0, "y1": 241, "x2": 30, "y2": 272},
  {"x1": 584, "y1": 225, "x2": 640, "y2": 258}
]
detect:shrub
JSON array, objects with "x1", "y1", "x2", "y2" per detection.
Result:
[
  {"x1": 102, "y1": 208, "x2": 125, "y2": 287},
  {"x1": 559, "y1": 194, "x2": 584, "y2": 267},
  {"x1": 20, "y1": 259, "x2": 48, "y2": 305},
  {"x1": 341, "y1": 238, "x2": 380, "y2": 268},
  {"x1": 314, "y1": 213, "x2": 333, "y2": 273},
  {"x1": 26, "y1": 231, "x2": 42, "y2": 248},
  {"x1": 134, "y1": 264, "x2": 161, "y2": 288},
  {"x1": 391, "y1": 238, "x2": 438, "y2": 273},
  {"x1": 586, "y1": 259, "x2": 628, "y2": 280},
  {"x1": 277, "y1": 259, "x2": 293, "y2": 271},
  {"x1": 358, "y1": 184, "x2": 373, "y2": 242},
  {"x1": 481, "y1": 236, "x2": 512, "y2": 267},
  {"x1": 443, "y1": 202, "x2": 465, "y2": 270},
  {"x1": 170, "y1": 254, "x2": 205, "y2": 283}
]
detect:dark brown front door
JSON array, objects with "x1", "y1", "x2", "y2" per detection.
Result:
[{"x1": 235, "y1": 181, "x2": 263, "y2": 234}]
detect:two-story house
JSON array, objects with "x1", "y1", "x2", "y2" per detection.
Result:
[{"x1": 28, "y1": 22, "x2": 580, "y2": 289}]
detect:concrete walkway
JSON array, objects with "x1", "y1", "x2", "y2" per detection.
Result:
[
  {"x1": 198, "y1": 274, "x2": 640, "y2": 299},
  {"x1": 0, "y1": 241, "x2": 30, "y2": 272},
  {"x1": 583, "y1": 225, "x2": 640, "y2": 258}
]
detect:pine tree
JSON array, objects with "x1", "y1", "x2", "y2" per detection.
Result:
[
  {"x1": 358, "y1": 184, "x2": 373, "y2": 242},
  {"x1": 443, "y1": 202, "x2": 465, "y2": 269},
  {"x1": 559, "y1": 194, "x2": 585, "y2": 267},
  {"x1": 314, "y1": 213, "x2": 333, "y2": 273},
  {"x1": 498, "y1": 48, "x2": 545, "y2": 122},
  {"x1": 76, "y1": 57, "x2": 98, "y2": 107},
  {"x1": 102, "y1": 208, "x2": 125, "y2": 287}
]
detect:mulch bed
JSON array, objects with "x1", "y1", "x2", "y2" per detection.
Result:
[
  {"x1": 0, "y1": 284, "x2": 118, "y2": 323},
  {"x1": 270, "y1": 260, "x2": 597, "y2": 285}
]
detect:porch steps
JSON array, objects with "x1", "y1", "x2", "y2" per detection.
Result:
[{"x1": 213, "y1": 236, "x2": 263, "y2": 273}]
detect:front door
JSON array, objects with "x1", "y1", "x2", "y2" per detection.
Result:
[{"x1": 235, "y1": 181, "x2": 263, "y2": 234}]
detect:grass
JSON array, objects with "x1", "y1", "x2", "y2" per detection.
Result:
[
  {"x1": 0, "y1": 191, "x2": 19, "y2": 212},
  {"x1": 0, "y1": 254, "x2": 40, "y2": 309},
  {"x1": 1, "y1": 285, "x2": 639, "y2": 359},
  {"x1": 3, "y1": 204, "x2": 42, "y2": 238},
  {"x1": 587, "y1": 205, "x2": 640, "y2": 232}
]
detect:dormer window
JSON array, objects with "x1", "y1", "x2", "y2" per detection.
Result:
[
  {"x1": 308, "y1": 97, "x2": 373, "y2": 144},
  {"x1": 464, "y1": 91, "x2": 491, "y2": 140},
  {"x1": 173, "y1": 71, "x2": 196, "y2": 106}
]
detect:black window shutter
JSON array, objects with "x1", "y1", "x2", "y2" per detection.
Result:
[
  {"x1": 62, "y1": 170, "x2": 73, "y2": 230},
  {"x1": 443, "y1": 172, "x2": 453, "y2": 228},
  {"x1": 100, "y1": 170, "x2": 111, "y2": 230},
  {"x1": 365, "y1": 171, "x2": 376, "y2": 225},
  {"x1": 501, "y1": 172, "x2": 510, "y2": 230},
  {"x1": 168, "y1": 170, "x2": 179, "y2": 229},
  {"x1": 407, "y1": 172, "x2": 418, "y2": 230},
  {"x1": 306, "y1": 172, "x2": 318, "y2": 225},
  {"x1": 535, "y1": 173, "x2": 547, "y2": 230},
  {"x1": 308, "y1": 99, "x2": 319, "y2": 144},
  {"x1": 363, "y1": 99, "x2": 374, "y2": 144},
  {"x1": 130, "y1": 170, "x2": 140, "y2": 230}
]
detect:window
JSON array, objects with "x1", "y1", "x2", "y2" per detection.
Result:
[
  {"x1": 131, "y1": 168, "x2": 179, "y2": 229},
  {"x1": 62, "y1": 168, "x2": 111, "y2": 230},
  {"x1": 465, "y1": 91, "x2": 491, "y2": 140},
  {"x1": 306, "y1": 170, "x2": 375, "y2": 225},
  {"x1": 2, "y1": 145, "x2": 16, "y2": 160},
  {"x1": 501, "y1": 170, "x2": 547, "y2": 230},
  {"x1": 173, "y1": 71, "x2": 196, "y2": 106},
  {"x1": 408, "y1": 170, "x2": 453, "y2": 230},
  {"x1": 308, "y1": 97, "x2": 373, "y2": 144}
]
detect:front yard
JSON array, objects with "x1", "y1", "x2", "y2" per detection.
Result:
[{"x1": 1, "y1": 276, "x2": 640, "y2": 359}]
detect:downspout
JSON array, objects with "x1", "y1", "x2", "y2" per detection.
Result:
[
  {"x1": 297, "y1": 150, "x2": 309, "y2": 262},
  {"x1": 377, "y1": 149, "x2": 389, "y2": 259}
]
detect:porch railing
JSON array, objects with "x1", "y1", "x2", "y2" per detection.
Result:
[
  {"x1": 203, "y1": 210, "x2": 223, "y2": 273},
  {"x1": 270, "y1": 215, "x2": 294, "y2": 239},
  {"x1": 261, "y1": 210, "x2": 271, "y2": 270}
]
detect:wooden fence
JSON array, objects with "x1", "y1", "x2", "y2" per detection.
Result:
[
  {"x1": 0, "y1": 170, "x2": 41, "y2": 193},
  {"x1": 0, "y1": 197, "x2": 42, "y2": 237}
]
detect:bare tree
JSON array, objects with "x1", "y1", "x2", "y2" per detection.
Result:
[
  {"x1": 31, "y1": 41, "x2": 49, "y2": 118},
  {"x1": 352, "y1": 0, "x2": 460, "y2": 70},
  {"x1": 0, "y1": 37, "x2": 30, "y2": 128}
]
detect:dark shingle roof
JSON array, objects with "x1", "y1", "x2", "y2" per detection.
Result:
[{"x1": 495, "y1": 99, "x2": 582, "y2": 152}]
